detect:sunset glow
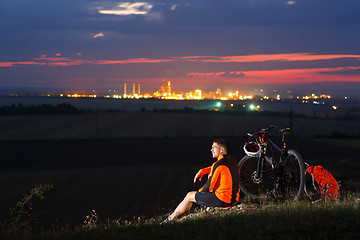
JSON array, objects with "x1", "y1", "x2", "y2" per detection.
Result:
[{"x1": 0, "y1": 1, "x2": 359, "y2": 94}]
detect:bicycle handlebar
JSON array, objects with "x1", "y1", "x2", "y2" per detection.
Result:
[
  {"x1": 247, "y1": 126, "x2": 293, "y2": 137},
  {"x1": 247, "y1": 125, "x2": 277, "y2": 138}
]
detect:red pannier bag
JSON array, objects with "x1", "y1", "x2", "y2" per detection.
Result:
[{"x1": 306, "y1": 165, "x2": 340, "y2": 200}]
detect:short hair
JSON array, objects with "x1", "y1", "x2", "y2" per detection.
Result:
[{"x1": 213, "y1": 138, "x2": 229, "y2": 152}]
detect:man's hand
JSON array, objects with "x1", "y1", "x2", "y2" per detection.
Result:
[{"x1": 194, "y1": 170, "x2": 204, "y2": 183}]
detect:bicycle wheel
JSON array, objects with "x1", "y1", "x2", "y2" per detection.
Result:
[
  {"x1": 279, "y1": 149, "x2": 305, "y2": 201},
  {"x1": 238, "y1": 155, "x2": 274, "y2": 196}
]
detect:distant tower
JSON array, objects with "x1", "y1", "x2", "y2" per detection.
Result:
[
  {"x1": 167, "y1": 81, "x2": 171, "y2": 95},
  {"x1": 124, "y1": 83, "x2": 127, "y2": 97},
  {"x1": 138, "y1": 83, "x2": 141, "y2": 96},
  {"x1": 161, "y1": 79, "x2": 167, "y2": 94},
  {"x1": 133, "y1": 82, "x2": 136, "y2": 96}
]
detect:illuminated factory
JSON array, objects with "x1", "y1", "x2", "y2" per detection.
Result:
[
  {"x1": 121, "y1": 82, "x2": 142, "y2": 98},
  {"x1": 59, "y1": 80, "x2": 336, "y2": 105}
]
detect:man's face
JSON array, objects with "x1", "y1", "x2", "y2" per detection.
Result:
[{"x1": 211, "y1": 142, "x2": 223, "y2": 158}]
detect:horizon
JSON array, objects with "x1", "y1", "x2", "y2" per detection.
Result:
[{"x1": 1, "y1": 81, "x2": 360, "y2": 98}]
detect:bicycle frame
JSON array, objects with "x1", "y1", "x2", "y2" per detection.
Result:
[{"x1": 250, "y1": 127, "x2": 294, "y2": 195}]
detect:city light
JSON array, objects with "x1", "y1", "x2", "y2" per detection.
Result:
[
  {"x1": 249, "y1": 104, "x2": 261, "y2": 111},
  {"x1": 193, "y1": 89, "x2": 202, "y2": 100},
  {"x1": 303, "y1": 94, "x2": 331, "y2": 100},
  {"x1": 64, "y1": 93, "x2": 97, "y2": 98},
  {"x1": 57, "y1": 80, "x2": 339, "y2": 106}
]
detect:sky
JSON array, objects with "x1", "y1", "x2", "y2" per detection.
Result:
[{"x1": 1, "y1": 0, "x2": 360, "y2": 95}]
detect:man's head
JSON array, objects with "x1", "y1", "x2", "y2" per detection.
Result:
[{"x1": 211, "y1": 139, "x2": 228, "y2": 158}]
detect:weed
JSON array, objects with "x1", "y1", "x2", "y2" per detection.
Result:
[
  {"x1": 82, "y1": 210, "x2": 98, "y2": 230},
  {"x1": 5, "y1": 184, "x2": 53, "y2": 236}
]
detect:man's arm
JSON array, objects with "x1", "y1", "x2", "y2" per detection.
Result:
[{"x1": 194, "y1": 166, "x2": 211, "y2": 183}]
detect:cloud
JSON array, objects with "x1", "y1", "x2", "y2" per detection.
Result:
[
  {"x1": 0, "y1": 61, "x2": 45, "y2": 67},
  {"x1": 188, "y1": 67, "x2": 360, "y2": 85},
  {"x1": 218, "y1": 72, "x2": 246, "y2": 78},
  {"x1": 179, "y1": 53, "x2": 360, "y2": 63},
  {"x1": 0, "y1": 62, "x2": 15, "y2": 67},
  {"x1": 189, "y1": 72, "x2": 246, "y2": 78},
  {"x1": 93, "y1": 32, "x2": 104, "y2": 38},
  {"x1": 0, "y1": 55, "x2": 174, "y2": 68},
  {"x1": 95, "y1": 58, "x2": 174, "y2": 65},
  {"x1": 98, "y1": 2, "x2": 153, "y2": 16},
  {"x1": 32, "y1": 55, "x2": 85, "y2": 66},
  {"x1": 2, "y1": 53, "x2": 360, "y2": 83},
  {"x1": 286, "y1": 1, "x2": 296, "y2": 5},
  {"x1": 319, "y1": 66, "x2": 360, "y2": 75}
]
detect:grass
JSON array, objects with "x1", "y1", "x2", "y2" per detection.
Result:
[
  {"x1": 2, "y1": 193, "x2": 360, "y2": 240},
  {"x1": 326, "y1": 139, "x2": 360, "y2": 149}
]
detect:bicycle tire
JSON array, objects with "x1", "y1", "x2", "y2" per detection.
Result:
[
  {"x1": 279, "y1": 149, "x2": 305, "y2": 201},
  {"x1": 238, "y1": 155, "x2": 274, "y2": 196}
]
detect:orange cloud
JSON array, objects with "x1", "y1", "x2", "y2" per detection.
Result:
[
  {"x1": 1, "y1": 52, "x2": 360, "y2": 86},
  {"x1": 93, "y1": 33, "x2": 104, "y2": 38},
  {"x1": 181, "y1": 53, "x2": 360, "y2": 63},
  {"x1": 95, "y1": 58, "x2": 174, "y2": 64},
  {"x1": 188, "y1": 67, "x2": 360, "y2": 84},
  {"x1": 2, "y1": 52, "x2": 360, "y2": 68},
  {"x1": 33, "y1": 55, "x2": 86, "y2": 66},
  {"x1": 0, "y1": 61, "x2": 45, "y2": 67},
  {"x1": 46, "y1": 61, "x2": 83, "y2": 66},
  {"x1": 0, "y1": 62, "x2": 15, "y2": 67}
]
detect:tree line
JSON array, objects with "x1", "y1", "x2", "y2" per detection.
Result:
[{"x1": 0, "y1": 103, "x2": 86, "y2": 115}]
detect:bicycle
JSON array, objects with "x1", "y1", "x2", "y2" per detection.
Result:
[{"x1": 238, "y1": 125, "x2": 305, "y2": 201}]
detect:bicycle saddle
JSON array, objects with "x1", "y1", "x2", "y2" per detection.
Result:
[{"x1": 280, "y1": 128, "x2": 291, "y2": 134}]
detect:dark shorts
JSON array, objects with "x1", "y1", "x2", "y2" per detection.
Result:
[{"x1": 195, "y1": 192, "x2": 231, "y2": 207}]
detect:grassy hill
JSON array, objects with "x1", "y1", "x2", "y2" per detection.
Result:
[
  {"x1": 1, "y1": 112, "x2": 359, "y2": 239},
  {"x1": 0, "y1": 136, "x2": 359, "y2": 232},
  {"x1": 2, "y1": 194, "x2": 360, "y2": 240}
]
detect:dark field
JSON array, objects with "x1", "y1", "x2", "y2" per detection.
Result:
[
  {"x1": 0, "y1": 112, "x2": 359, "y2": 228},
  {"x1": 1, "y1": 111, "x2": 360, "y2": 140}
]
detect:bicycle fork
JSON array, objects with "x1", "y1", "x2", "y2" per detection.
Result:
[{"x1": 254, "y1": 155, "x2": 265, "y2": 184}]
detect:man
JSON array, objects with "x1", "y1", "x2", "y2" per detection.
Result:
[{"x1": 162, "y1": 139, "x2": 240, "y2": 223}]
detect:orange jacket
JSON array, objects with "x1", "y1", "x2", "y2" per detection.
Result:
[{"x1": 199, "y1": 154, "x2": 240, "y2": 204}]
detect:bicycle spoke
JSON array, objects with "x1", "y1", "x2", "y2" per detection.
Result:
[{"x1": 239, "y1": 156, "x2": 274, "y2": 196}]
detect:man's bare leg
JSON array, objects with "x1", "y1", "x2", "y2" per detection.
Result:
[{"x1": 169, "y1": 191, "x2": 197, "y2": 219}]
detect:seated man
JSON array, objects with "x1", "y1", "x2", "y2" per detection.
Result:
[{"x1": 162, "y1": 139, "x2": 240, "y2": 223}]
